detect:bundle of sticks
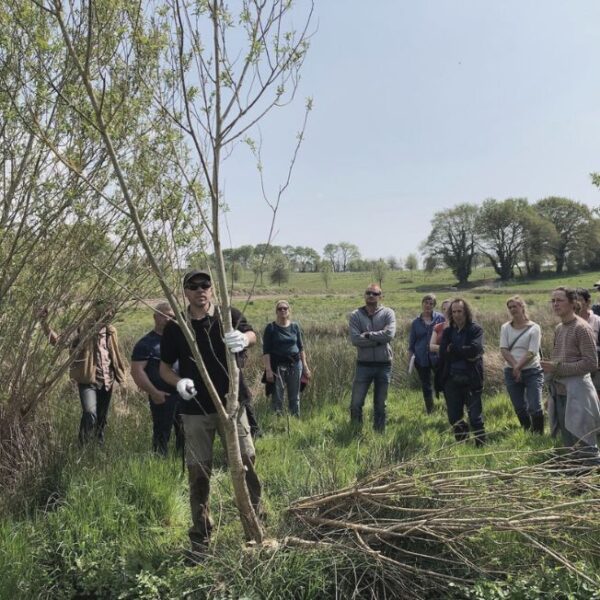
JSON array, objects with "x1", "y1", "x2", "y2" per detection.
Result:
[{"x1": 286, "y1": 450, "x2": 600, "y2": 598}]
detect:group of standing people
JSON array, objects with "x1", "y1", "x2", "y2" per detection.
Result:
[
  {"x1": 36, "y1": 274, "x2": 600, "y2": 559},
  {"x1": 36, "y1": 270, "x2": 311, "y2": 559},
  {"x1": 352, "y1": 284, "x2": 600, "y2": 461},
  {"x1": 499, "y1": 286, "x2": 600, "y2": 464}
]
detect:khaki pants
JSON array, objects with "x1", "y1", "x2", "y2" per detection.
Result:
[{"x1": 181, "y1": 410, "x2": 261, "y2": 547}]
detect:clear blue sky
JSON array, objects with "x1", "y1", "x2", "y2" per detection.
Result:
[{"x1": 221, "y1": 1, "x2": 600, "y2": 262}]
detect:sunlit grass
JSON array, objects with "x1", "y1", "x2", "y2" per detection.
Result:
[{"x1": 3, "y1": 268, "x2": 600, "y2": 598}]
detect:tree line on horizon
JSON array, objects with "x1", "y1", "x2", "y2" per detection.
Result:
[
  {"x1": 210, "y1": 195, "x2": 600, "y2": 287},
  {"x1": 422, "y1": 196, "x2": 600, "y2": 285},
  {"x1": 199, "y1": 242, "x2": 420, "y2": 285}
]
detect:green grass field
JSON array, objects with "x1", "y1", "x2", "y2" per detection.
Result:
[{"x1": 2, "y1": 268, "x2": 600, "y2": 599}]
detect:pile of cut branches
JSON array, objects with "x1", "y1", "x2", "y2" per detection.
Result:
[{"x1": 286, "y1": 450, "x2": 600, "y2": 598}]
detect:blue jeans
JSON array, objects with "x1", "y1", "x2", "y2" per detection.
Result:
[
  {"x1": 272, "y1": 361, "x2": 302, "y2": 417},
  {"x1": 503, "y1": 367, "x2": 544, "y2": 419},
  {"x1": 149, "y1": 393, "x2": 183, "y2": 456},
  {"x1": 350, "y1": 363, "x2": 392, "y2": 431},
  {"x1": 78, "y1": 384, "x2": 112, "y2": 445}
]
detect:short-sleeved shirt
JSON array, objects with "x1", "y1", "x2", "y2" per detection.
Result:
[
  {"x1": 161, "y1": 306, "x2": 253, "y2": 415},
  {"x1": 131, "y1": 330, "x2": 176, "y2": 394},
  {"x1": 499, "y1": 322, "x2": 542, "y2": 370},
  {"x1": 262, "y1": 321, "x2": 303, "y2": 363}
]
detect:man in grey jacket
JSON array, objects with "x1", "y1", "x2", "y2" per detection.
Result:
[{"x1": 349, "y1": 284, "x2": 397, "y2": 431}]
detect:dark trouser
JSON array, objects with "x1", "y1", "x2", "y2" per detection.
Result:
[
  {"x1": 350, "y1": 363, "x2": 392, "y2": 432},
  {"x1": 187, "y1": 455, "x2": 262, "y2": 549},
  {"x1": 415, "y1": 363, "x2": 435, "y2": 413},
  {"x1": 444, "y1": 378, "x2": 485, "y2": 445},
  {"x1": 148, "y1": 394, "x2": 183, "y2": 456},
  {"x1": 78, "y1": 383, "x2": 112, "y2": 445}
]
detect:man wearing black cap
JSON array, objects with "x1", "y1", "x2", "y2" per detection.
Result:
[{"x1": 159, "y1": 269, "x2": 262, "y2": 556}]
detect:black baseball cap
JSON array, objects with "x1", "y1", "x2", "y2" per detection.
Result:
[{"x1": 183, "y1": 269, "x2": 211, "y2": 287}]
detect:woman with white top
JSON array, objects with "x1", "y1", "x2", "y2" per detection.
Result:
[{"x1": 499, "y1": 295, "x2": 544, "y2": 434}]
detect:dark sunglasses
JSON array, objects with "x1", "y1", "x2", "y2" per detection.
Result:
[
  {"x1": 365, "y1": 291, "x2": 381, "y2": 297},
  {"x1": 276, "y1": 306, "x2": 289, "y2": 311},
  {"x1": 185, "y1": 281, "x2": 211, "y2": 291}
]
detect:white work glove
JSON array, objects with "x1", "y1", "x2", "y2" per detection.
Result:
[
  {"x1": 224, "y1": 330, "x2": 248, "y2": 353},
  {"x1": 176, "y1": 378, "x2": 197, "y2": 401}
]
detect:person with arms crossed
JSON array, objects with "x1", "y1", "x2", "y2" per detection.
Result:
[
  {"x1": 438, "y1": 298, "x2": 486, "y2": 446},
  {"x1": 349, "y1": 284, "x2": 396, "y2": 432}
]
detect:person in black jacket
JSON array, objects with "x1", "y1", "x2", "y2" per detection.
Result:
[{"x1": 437, "y1": 298, "x2": 486, "y2": 446}]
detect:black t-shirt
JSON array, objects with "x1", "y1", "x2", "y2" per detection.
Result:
[
  {"x1": 131, "y1": 330, "x2": 176, "y2": 394},
  {"x1": 160, "y1": 306, "x2": 253, "y2": 415}
]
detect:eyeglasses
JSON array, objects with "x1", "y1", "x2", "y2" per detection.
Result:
[
  {"x1": 185, "y1": 281, "x2": 211, "y2": 291},
  {"x1": 276, "y1": 306, "x2": 289, "y2": 312},
  {"x1": 365, "y1": 291, "x2": 381, "y2": 297}
]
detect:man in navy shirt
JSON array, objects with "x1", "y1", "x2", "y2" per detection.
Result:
[{"x1": 131, "y1": 302, "x2": 182, "y2": 456}]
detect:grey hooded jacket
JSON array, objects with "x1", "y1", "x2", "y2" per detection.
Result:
[{"x1": 349, "y1": 305, "x2": 396, "y2": 364}]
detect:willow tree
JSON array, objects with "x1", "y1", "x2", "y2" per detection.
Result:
[
  {"x1": 5, "y1": 0, "x2": 312, "y2": 543},
  {"x1": 0, "y1": 1, "x2": 166, "y2": 437},
  {"x1": 160, "y1": 0, "x2": 312, "y2": 541}
]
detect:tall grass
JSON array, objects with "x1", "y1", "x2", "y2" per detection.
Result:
[{"x1": 2, "y1": 277, "x2": 600, "y2": 598}]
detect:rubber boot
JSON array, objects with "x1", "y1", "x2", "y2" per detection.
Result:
[
  {"x1": 474, "y1": 426, "x2": 486, "y2": 447},
  {"x1": 530, "y1": 411, "x2": 544, "y2": 435},
  {"x1": 424, "y1": 396, "x2": 434, "y2": 415},
  {"x1": 516, "y1": 411, "x2": 531, "y2": 431},
  {"x1": 350, "y1": 409, "x2": 363, "y2": 429},
  {"x1": 453, "y1": 420, "x2": 469, "y2": 442}
]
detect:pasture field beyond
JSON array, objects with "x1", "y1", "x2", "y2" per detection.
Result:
[{"x1": 2, "y1": 268, "x2": 600, "y2": 599}]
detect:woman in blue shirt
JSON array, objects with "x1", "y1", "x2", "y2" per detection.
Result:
[
  {"x1": 263, "y1": 300, "x2": 311, "y2": 417},
  {"x1": 408, "y1": 294, "x2": 446, "y2": 413}
]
